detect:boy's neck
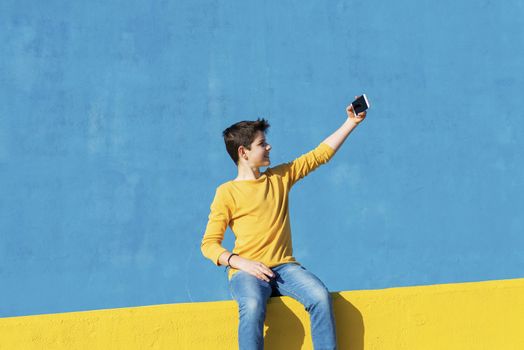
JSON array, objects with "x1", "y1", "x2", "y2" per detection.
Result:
[{"x1": 235, "y1": 164, "x2": 262, "y2": 181}]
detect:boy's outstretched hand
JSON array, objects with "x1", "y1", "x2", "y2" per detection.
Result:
[{"x1": 346, "y1": 95, "x2": 367, "y2": 124}]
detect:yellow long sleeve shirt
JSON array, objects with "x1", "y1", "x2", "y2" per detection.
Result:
[{"x1": 200, "y1": 141, "x2": 336, "y2": 281}]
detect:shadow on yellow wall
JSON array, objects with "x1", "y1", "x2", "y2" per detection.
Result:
[{"x1": 265, "y1": 296, "x2": 364, "y2": 350}]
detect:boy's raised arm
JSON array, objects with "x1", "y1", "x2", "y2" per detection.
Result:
[
  {"x1": 322, "y1": 102, "x2": 367, "y2": 153},
  {"x1": 272, "y1": 102, "x2": 367, "y2": 187}
]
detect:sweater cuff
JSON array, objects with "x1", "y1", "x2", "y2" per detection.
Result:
[
  {"x1": 319, "y1": 142, "x2": 336, "y2": 157},
  {"x1": 213, "y1": 248, "x2": 229, "y2": 266}
]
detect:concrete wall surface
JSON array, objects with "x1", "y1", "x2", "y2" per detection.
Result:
[{"x1": 1, "y1": 277, "x2": 523, "y2": 349}]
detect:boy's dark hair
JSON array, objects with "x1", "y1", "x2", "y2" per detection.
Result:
[{"x1": 222, "y1": 118, "x2": 271, "y2": 166}]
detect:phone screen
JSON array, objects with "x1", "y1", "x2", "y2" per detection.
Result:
[{"x1": 352, "y1": 95, "x2": 369, "y2": 114}]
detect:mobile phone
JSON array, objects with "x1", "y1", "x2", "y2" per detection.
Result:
[{"x1": 351, "y1": 94, "x2": 370, "y2": 114}]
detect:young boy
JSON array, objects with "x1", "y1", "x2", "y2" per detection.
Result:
[{"x1": 201, "y1": 101, "x2": 367, "y2": 350}]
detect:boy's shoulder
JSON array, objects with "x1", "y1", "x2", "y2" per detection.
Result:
[
  {"x1": 266, "y1": 162, "x2": 291, "y2": 177},
  {"x1": 211, "y1": 183, "x2": 234, "y2": 207},
  {"x1": 267, "y1": 162, "x2": 289, "y2": 170},
  {"x1": 215, "y1": 181, "x2": 232, "y2": 193}
]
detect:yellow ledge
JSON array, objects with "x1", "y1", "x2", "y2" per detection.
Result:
[{"x1": 1, "y1": 278, "x2": 524, "y2": 349}]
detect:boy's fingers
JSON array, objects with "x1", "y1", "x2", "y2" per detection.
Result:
[
  {"x1": 255, "y1": 263, "x2": 273, "y2": 278},
  {"x1": 257, "y1": 273, "x2": 268, "y2": 282},
  {"x1": 263, "y1": 266, "x2": 275, "y2": 277},
  {"x1": 257, "y1": 270, "x2": 270, "y2": 281}
]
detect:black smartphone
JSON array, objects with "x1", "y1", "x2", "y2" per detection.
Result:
[{"x1": 351, "y1": 94, "x2": 370, "y2": 114}]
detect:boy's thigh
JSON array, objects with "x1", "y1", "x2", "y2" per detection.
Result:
[
  {"x1": 228, "y1": 270, "x2": 273, "y2": 302},
  {"x1": 273, "y1": 264, "x2": 330, "y2": 305}
]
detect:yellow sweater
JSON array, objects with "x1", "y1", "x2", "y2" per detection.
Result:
[{"x1": 200, "y1": 142, "x2": 336, "y2": 281}]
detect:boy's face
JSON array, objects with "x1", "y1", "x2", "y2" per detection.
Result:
[{"x1": 242, "y1": 131, "x2": 272, "y2": 167}]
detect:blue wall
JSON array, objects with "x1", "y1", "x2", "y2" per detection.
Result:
[{"x1": 1, "y1": 0, "x2": 523, "y2": 317}]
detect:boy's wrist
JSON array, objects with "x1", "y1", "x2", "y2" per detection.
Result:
[
  {"x1": 227, "y1": 253, "x2": 235, "y2": 266},
  {"x1": 229, "y1": 254, "x2": 241, "y2": 269},
  {"x1": 346, "y1": 117, "x2": 360, "y2": 127}
]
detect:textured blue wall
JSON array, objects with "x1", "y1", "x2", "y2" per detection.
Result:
[{"x1": 1, "y1": 0, "x2": 523, "y2": 317}]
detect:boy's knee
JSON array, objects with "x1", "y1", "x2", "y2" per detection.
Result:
[{"x1": 307, "y1": 287, "x2": 332, "y2": 309}]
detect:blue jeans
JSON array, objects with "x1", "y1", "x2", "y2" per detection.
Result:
[{"x1": 227, "y1": 263, "x2": 337, "y2": 350}]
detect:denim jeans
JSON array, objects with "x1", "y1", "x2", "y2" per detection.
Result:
[{"x1": 227, "y1": 262, "x2": 337, "y2": 350}]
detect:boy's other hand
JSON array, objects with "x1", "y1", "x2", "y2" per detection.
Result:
[
  {"x1": 346, "y1": 95, "x2": 367, "y2": 124},
  {"x1": 235, "y1": 257, "x2": 275, "y2": 282}
]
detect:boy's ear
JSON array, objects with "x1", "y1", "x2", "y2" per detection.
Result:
[
  {"x1": 238, "y1": 145, "x2": 250, "y2": 160},
  {"x1": 237, "y1": 145, "x2": 246, "y2": 159}
]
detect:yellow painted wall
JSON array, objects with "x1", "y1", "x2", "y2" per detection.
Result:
[{"x1": 1, "y1": 278, "x2": 524, "y2": 349}]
